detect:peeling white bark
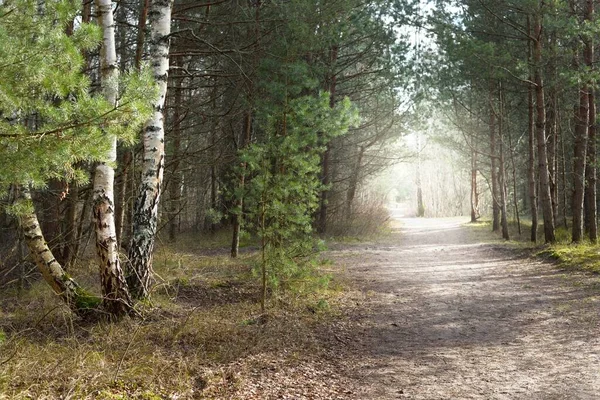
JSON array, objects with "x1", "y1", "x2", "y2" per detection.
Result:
[
  {"x1": 94, "y1": 0, "x2": 132, "y2": 316},
  {"x1": 18, "y1": 187, "x2": 82, "y2": 310},
  {"x1": 128, "y1": 0, "x2": 174, "y2": 299}
]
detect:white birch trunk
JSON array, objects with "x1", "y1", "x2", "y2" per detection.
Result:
[
  {"x1": 94, "y1": 0, "x2": 132, "y2": 316},
  {"x1": 18, "y1": 187, "x2": 95, "y2": 312},
  {"x1": 127, "y1": 0, "x2": 174, "y2": 299}
]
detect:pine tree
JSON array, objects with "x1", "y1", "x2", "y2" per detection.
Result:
[{"x1": 0, "y1": 0, "x2": 152, "y2": 315}]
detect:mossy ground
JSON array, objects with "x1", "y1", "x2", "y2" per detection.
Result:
[
  {"x1": 0, "y1": 230, "x2": 347, "y2": 399},
  {"x1": 469, "y1": 217, "x2": 600, "y2": 274}
]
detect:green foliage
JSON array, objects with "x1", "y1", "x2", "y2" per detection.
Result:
[
  {"x1": 540, "y1": 244, "x2": 600, "y2": 274},
  {"x1": 205, "y1": 208, "x2": 223, "y2": 225},
  {"x1": 0, "y1": 0, "x2": 154, "y2": 193},
  {"x1": 3, "y1": 197, "x2": 34, "y2": 217},
  {"x1": 240, "y1": 92, "x2": 357, "y2": 296}
]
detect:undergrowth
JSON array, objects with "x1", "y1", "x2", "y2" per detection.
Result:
[
  {"x1": 472, "y1": 218, "x2": 600, "y2": 274},
  {"x1": 0, "y1": 230, "x2": 346, "y2": 399},
  {"x1": 539, "y1": 245, "x2": 600, "y2": 273},
  {"x1": 326, "y1": 201, "x2": 392, "y2": 243}
]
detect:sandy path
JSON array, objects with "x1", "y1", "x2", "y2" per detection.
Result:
[{"x1": 331, "y1": 216, "x2": 600, "y2": 399}]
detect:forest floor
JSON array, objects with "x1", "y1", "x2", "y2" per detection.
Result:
[
  {"x1": 2, "y1": 215, "x2": 600, "y2": 399},
  {"x1": 327, "y1": 213, "x2": 600, "y2": 399}
]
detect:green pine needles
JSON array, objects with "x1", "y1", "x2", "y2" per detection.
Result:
[
  {"x1": 240, "y1": 93, "x2": 358, "y2": 311},
  {"x1": 0, "y1": 0, "x2": 154, "y2": 194}
]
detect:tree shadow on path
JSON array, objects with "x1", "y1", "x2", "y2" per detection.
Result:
[{"x1": 329, "y1": 217, "x2": 600, "y2": 400}]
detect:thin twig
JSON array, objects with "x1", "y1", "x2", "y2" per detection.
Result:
[{"x1": 113, "y1": 322, "x2": 144, "y2": 383}]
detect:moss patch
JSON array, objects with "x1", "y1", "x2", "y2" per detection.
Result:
[{"x1": 538, "y1": 244, "x2": 600, "y2": 274}]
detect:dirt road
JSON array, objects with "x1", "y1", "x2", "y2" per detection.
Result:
[{"x1": 332, "y1": 217, "x2": 600, "y2": 399}]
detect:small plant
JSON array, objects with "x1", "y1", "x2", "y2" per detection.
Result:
[
  {"x1": 316, "y1": 299, "x2": 330, "y2": 311},
  {"x1": 554, "y1": 227, "x2": 571, "y2": 243},
  {"x1": 239, "y1": 91, "x2": 358, "y2": 311}
]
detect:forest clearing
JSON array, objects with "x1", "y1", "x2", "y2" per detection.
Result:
[{"x1": 3, "y1": 0, "x2": 600, "y2": 398}]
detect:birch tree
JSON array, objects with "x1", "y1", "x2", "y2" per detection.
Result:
[
  {"x1": 17, "y1": 187, "x2": 99, "y2": 313},
  {"x1": 127, "y1": 0, "x2": 174, "y2": 299},
  {"x1": 94, "y1": 0, "x2": 133, "y2": 316}
]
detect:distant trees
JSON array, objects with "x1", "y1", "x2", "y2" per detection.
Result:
[{"x1": 432, "y1": 0, "x2": 599, "y2": 244}]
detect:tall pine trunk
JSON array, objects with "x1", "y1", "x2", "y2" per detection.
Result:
[
  {"x1": 231, "y1": 111, "x2": 251, "y2": 258},
  {"x1": 527, "y1": 16, "x2": 538, "y2": 242},
  {"x1": 572, "y1": 61, "x2": 589, "y2": 242},
  {"x1": 498, "y1": 85, "x2": 509, "y2": 240},
  {"x1": 346, "y1": 146, "x2": 365, "y2": 219},
  {"x1": 232, "y1": 2, "x2": 257, "y2": 257},
  {"x1": 533, "y1": 9, "x2": 555, "y2": 243},
  {"x1": 572, "y1": 88, "x2": 589, "y2": 243},
  {"x1": 416, "y1": 134, "x2": 425, "y2": 217},
  {"x1": 583, "y1": 0, "x2": 596, "y2": 242},
  {"x1": 546, "y1": 32, "x2": 559, "y2": 225},
  {"x1": 560, "y1": 119, "x2": 569, "y2": 229},
  {"x1": 94, "y1": 0, "x2": 132, "y2": 316},
  {"x1": 508, "y1": 128, "x2": 521, "y2": 236},
  {"x1": 128, "y1": 0, "x2": 174, "y2": 299},
  {"x1": 317, "y1": 45, "x2": 338, "y2": 233},
  {"x1": 470, "y1": 135, "x2": 479, "y2": 223},
  {"x1": 168, "y1": 56, "x2": 183, "y2": 242},
  {"x1": 489, "y1": 87, "x2": 500, "y2": 232},
  {"x1": 585, "y1": 90, "x2": 597, "y2": 242}
]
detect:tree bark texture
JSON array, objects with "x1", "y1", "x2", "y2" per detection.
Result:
[
  {"x1": 127, "y1": 0, "x2": 174, "y2": 299},
  {"x1": 507, "y1": 115, "x2": 521, "y2": 236},
  {"x1": 498, "y1": 86, "x2": 509, "y2": 240},
  {"x1": 168, "y1": 57, "x2": 183, "y2": 242},
  {"x1": 546, "y1": 32, "x2": 559, "y2": 225},
  {"x1": 572, "y1": 74, "x2": 589, "y2": 242},
  {"x1": 317, "y1": 45, "x2": 338, "y2": 234},
  {"x1": 18, "y1": 187, "x2": 89, "y2": 313},
  {"x1": 232, "y1": 111, "x2": 252, "y2": 258},
  {"x1": 560, "y1": 124, "x2": 569, "y2": 229},
  {"x1": 533, "y1": 11, "x2": 556, "y2": 243},
  {"x1": 470, "y1": 122, "x2": 479, "y2": 223},
  {"x1": 94, "y1": 0, "x2": 133, "y2": 316},
  {"x1": 489, "y1": 89, "x2": 500, "y2": 232},
  {"x1": 527, "y1": 16, "x2": 538, "y2": 242},
  {"x1": 346, "y1": 146, "x2": 365, "y2": 219},
  {"x1": 585, "y1": 90, "x2": 597, "y2": 242},
  {"x1": 583, "y1": 0, "x2": 596, "y2": 242}
]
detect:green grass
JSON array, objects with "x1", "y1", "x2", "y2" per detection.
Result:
[
  {"x1": 538, "y1": 244, "x2": 600, "y2": 273},
  {"x1": 158, "y1": 228, "x2": 255, "y2": 254},
  {"x1": 470, "y1": 218, "x2": 600, "y2": 274}
]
